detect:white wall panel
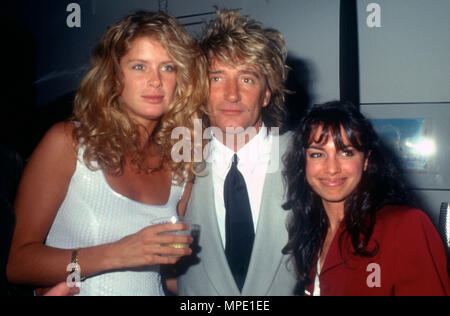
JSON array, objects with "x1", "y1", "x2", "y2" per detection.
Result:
[{"x1": 358, "y1": 0, "x2": 450, "y2": 103}]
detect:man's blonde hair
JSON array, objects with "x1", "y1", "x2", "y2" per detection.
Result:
[{"x1": 200, "y1": 9, "x2": 289, "y2": 129}]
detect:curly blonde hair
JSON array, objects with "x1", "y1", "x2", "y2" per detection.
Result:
[
  {"x1": 200, "y1": 9, "x2": 289, "y2": 130},
  {"x1": 72, "y1": 11, "x2": 207, "y2": 184}
]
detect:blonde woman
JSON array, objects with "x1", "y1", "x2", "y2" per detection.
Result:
[{"x1": 7, "y1": 11, "x2": 207, "y2": 296}]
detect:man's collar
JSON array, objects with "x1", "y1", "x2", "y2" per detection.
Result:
[{"x1": 209, "y1": 124, "x2": 272, "y2": 178}]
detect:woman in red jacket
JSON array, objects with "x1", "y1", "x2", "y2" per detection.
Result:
[{"x1": 283, "y1": 101, "x2": 449, "y2": 296}]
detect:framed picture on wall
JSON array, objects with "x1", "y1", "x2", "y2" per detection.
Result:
[
  {"x1": 361, "y1": 103, "x2": 450, "y2": 191},
  {"x1": 370, "y1": 118, "x2": 435, "y2": 173}
]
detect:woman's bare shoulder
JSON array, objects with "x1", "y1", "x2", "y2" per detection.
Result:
[
  {"x1": 43, "y1": 121, "x2": 77, "y2": 147},
  {"x1": 26, "y1": 121, "x2": 78, "y2": 174}
]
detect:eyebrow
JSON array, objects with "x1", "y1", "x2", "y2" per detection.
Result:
[
  {"x1": 126, "y1": 59, "x2": 174, "y2": 65},
  {"x1": 208, "y1": 69, "x2": 261, "y2": 78},
  {"x1": 307, "y1": 144, "x2": 354, "y2": 150},
  {"x1": 126, "y1": 59, "x2": 148, "y2": 64},
  {"x1": 240, "y1": 70, "x2": 261, "y2": 78},
  {"x1": 307, "y1": 145, "x2": 325, "y2": 150}
]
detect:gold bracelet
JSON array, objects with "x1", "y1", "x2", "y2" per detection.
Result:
[
  {"x1": 70, "y1": 249, "x2": 84, "y2": 281},
  {"x1": 71, "y1": 249, "x2": 79, "y2": 262}
]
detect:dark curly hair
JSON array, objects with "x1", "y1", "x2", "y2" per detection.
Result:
[{"x1": 282, "y1": 101, "x2": 416, "y2": 288}]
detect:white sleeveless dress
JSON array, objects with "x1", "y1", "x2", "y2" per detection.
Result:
[{"x1": 45, "y1": 148, "x2": 185, "y2": 296}]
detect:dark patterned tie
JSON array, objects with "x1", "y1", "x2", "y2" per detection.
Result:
[{"x1": 224, "y1": 154, "x2": 255, "y2": 291}]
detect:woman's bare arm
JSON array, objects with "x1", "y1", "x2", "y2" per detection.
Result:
[
  {"x1": 7, "y1": 122, "x2": 192, "y2": 287},
  {"x1": 7, "y1": 122, "x2": 113, "y2": 286}
]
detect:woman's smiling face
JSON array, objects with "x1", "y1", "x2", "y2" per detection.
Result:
[{"x1": 305, "y1": 125, "x2": 369, "y2": 209}]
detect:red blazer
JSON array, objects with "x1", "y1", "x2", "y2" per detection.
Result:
[{"x1": 304, "y1": 206, "x2": 450, "y2": 296}]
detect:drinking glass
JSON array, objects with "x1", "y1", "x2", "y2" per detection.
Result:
[{"x1": 151, "y1": 216, "x2": 200, "y2": 255}]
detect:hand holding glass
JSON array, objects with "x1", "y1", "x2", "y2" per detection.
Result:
[{"x1": 151, "y1": 216, "x2": 200, "y2": 257}]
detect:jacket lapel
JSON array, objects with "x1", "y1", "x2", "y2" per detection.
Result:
[
  {"x1": 242, "y1": 172, "x2": 289, "y2": 295},
  {"x1": 320, "y1": 225, "x2": 348, "y2": 276},
  {"x1": 242, "y1": 133, "x2": 290, "y2": 295},
  {"x1": 194, "y1": 163, "x2": 241, "y2": 295}
]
